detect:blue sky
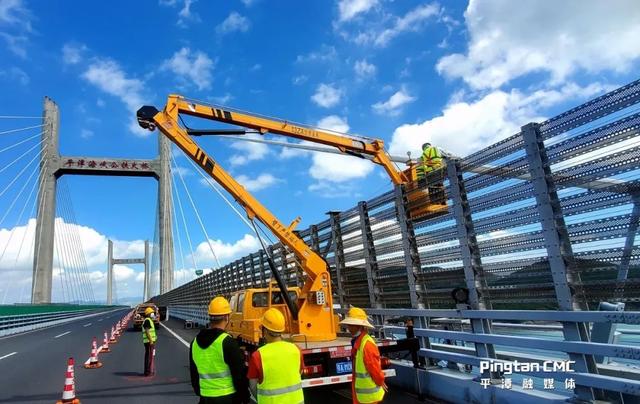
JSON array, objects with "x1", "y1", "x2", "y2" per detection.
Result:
[{"x1": 1, "y1": 0, "x2": 639, "y2": 303}]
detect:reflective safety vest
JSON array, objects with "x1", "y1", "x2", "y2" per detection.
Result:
[
  {"x1": 354, "y1": 334, "x2": 385, "y2": 403},
  {"x1": 257, "y1": 340, "x2": 304, "y2": 404},
  {"x1": 418, "y1": 146, "x2": 443, "y2": 179},
  {"x1": 142, "y1": 318, "x2": 157, "y2": 343},
  {"x1": 191, "y1": 333, "x2": 235, "y2": 397}
]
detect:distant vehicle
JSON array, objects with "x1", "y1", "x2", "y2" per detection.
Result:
[{"x1": 133, "y1": 303, "x2": 160, "y2": 330}]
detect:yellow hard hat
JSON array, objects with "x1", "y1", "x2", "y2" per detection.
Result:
[
  {"x1": 144, "y1": 307, "x2": 154, "y2": 315},
  {"x1": 339, "y1": 307, "x2": 374, "y2": 329},
  {"x1": 208, "y1": 296, "x2": 231, "y2": 316},
  {"x1": 261, "y1": 308, "x2": 285, "y2": 333}
]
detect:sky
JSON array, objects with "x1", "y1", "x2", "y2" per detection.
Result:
[{"x1": 0, "y1": 0, "x2": 639, "y2": 304}]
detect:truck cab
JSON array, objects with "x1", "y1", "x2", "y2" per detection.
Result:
[
  {"x1": 133, "y1": 303, "x2": 160, "y2": 330},
  {"x1": 227, "y1": 282, "x2": 300, "y2": 345}
]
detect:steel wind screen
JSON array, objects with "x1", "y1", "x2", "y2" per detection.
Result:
[{"x1": 153, "y1": 79, "x2": 640, "y2": 311}]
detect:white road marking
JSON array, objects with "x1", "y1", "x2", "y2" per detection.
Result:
[
  {"x1": 0, "y1": 352, "x2": 17, "y2": 360},
  {"x1": 97, "y1": 318, "x2": 103, "y2": 322},
  {"x1": 83, "y1": 323, "x2": 92, "y2": 327},
  {"x1": 54, "y1": 331, "x2": 71, "y2": 338},
  {"x1": 159, "y1": 323, "x2": 189, "y2": 348}
]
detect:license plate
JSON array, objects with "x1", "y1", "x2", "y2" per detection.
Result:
[{"x1": 336, "y1": 361, "x2": 352, "y2": 374}]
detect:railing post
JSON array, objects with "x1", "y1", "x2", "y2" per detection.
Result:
[
  {"x1": 394, "y1": 186, "x2": 423, "y2": 309},
  {"x1": 258, "y1": 250, "x2": 267, "y2": 287},
  {"x1": 358, "y1": 202, "x2": 381, "y2": 308},
  {"x1": 447, "y1": 159, "x2": 497, "y2": 365},
  {"x1": 329, "y1": 212, "x2": 347, "y2": 307},
  {"x1": 616, "y1": 193, "x2": 640, "y2": 298},
  {"x1": 522, "y1": 122, "x2": 599, "y2": 401},
  {"x1": 310, "y1": 225, "x2": 320, "y2": 253}
]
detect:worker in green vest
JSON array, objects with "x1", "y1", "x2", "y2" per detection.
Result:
[
  {"x1": 142, "y1": 307, "x2": 157, "y2": 376},
  {"x1": 341, "y1": 307, "x2": 387, "y2": 404},
  {"x1": 190, "y1": 296, "x2": 249, "y2": 404},
  {"x1": 248, "y1": 308, "x2": 304, "y2": 404},
  {"x1": 417, "y1": 142, "x2": 443, "y2": 180},
  {"x1": 417, "y1": 142, "x2": 445, "y2": 205}
]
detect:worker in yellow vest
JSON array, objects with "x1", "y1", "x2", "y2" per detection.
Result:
[
  {"x1": 190, "y1": 296, "x2": 249, "y2": 404},
  {"x1": 417, "y1": 142, "x2": 443, "y2": 180},
  {"x1": 248, "y1": 308, "x2": 304, "y2": 403},
  {"x1": 340, "y1": 307, "x2": 387, "y2": 404},
  {"x1": 417, "y1": 142, "x2": 445, "y2": 205},
  {"x1": 142, "y1": 307, "x2": 157, "y2": 376}
]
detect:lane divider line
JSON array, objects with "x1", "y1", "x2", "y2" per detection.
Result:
[
  {"x1": 54, "y1": 331, "x2": 71, "y2": 339},
  {"x1": 83, "y1": 323, "x2": 92, "y2": 327},
  {"x1": 0, "y1": 352, "x2": 17, "y2": 360},
  {"x1": 159, "y1": 323, "x2": 189, "y2": 348}
]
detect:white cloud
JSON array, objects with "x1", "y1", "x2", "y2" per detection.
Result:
[
  {"x1": 161, "y1": 47, "x2": 214, "y2": 91},
  {"x1": 308, "y1": 116, "x2": 373, "y2": 184},
  {"x1": 437, "y1": 0, "x2": 640, "y2": 90},
  {"x1": 388, "y1": 82, "x2": 611, "y2": 158},
  {"x1": 82, "y1": 59, "x2": 149, "y2": 136},
  {"x1": 337, "y1": 0, "x2": 378, "y2": 22},
  {"x1": 217, "y1": 12, "x2": 250, "y2": 34},
  {"x1": 308, "y1": 181, "x2": 360, "y2": 198},
  {"x1": 159, "y1": 0, "x2": 200, "y2": 27},
  {"x1": 0, "y1": 0, "x2": 31, "y2": 27},
  {"x1": 372, "y1": 88, "x2": 416, "y2": 116},
  {"x1": 191, "y1": 234, "x2": 261, "y2": 268},
  {"x1": 178, "y1": 0, "x2": 198, "y2": 23},
  {"x1": 241, "y1": 0, "x2": 256, "y2": 6},
  {"x1": 316, "y1": 115, "x2": 349, "y2": 133},
  {"x1": 211, "y1": 93, "x2": 233, "y2": 104},
  {"x1": 62, "y1": 43, "x2": 86, "y2": 65},
  {"x1": 113, "y1": 265, "x2": 136, "y2": 282},
  {"x1": 375, "y1": 3, "x2": 439, "y2": 46},
  {"x1": 80, "y1": 129, "x2": 94, "y2": 139},
  {"x1": 0, "y1": 0, "x2": 31, "y2": 58},
  {"x1": 296, "y1": 45, "x2": 337, "y2": 64},
  {"x1": 354, "y1": 59, "x2": 376, "y2": 79},
  {"x1": 236, "y1": 174, "x2": 282, "y2": 192},
  {"x1": 0, "y1": 31, "x2": 26, "y2": 57},
  {"x1": 292, "y1": 75, "x2": 308, "y2": 85},
  {"x1": 347, "y1": 3, "x2": 440, "y2": 47},
  {"x1": 229, "y1": 133, "x2": 269, "y2": 166},
  {"x1": 311, "y1": 83, "x2": 343, "y2": 108},
  {"x1": 172, "y1": 166, "x2": 193, "y2": 178},
  {"x1": 0, "y1": 66, "x2": 28, "y2": 85}
]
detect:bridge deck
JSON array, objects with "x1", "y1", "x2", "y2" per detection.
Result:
[{"x1": 0, "y1": 309, "x2": 430, "y2": 403}]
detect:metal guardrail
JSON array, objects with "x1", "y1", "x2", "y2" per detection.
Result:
[
  {"x1": 0, "y1": 308, "x2": 114, "y2": 337},
  {"x1": 345, "y1": 307, "x2": 640, "y2": 401}
]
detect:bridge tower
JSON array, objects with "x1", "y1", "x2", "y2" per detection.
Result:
[{"x1": 31, "y1": 97, "x2": 174, "y2": 303}]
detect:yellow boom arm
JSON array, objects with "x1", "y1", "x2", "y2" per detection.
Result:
[
  {"x1": 162, "y1": 95, "x2": 408, "y2": 185},
  {"x1": 137, "y1": 96, "x2": 337, "y2": 342}
]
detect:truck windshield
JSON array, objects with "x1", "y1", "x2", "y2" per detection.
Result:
[{"x1": 252, "y1": 291, "x2": 297, "y2": 307}]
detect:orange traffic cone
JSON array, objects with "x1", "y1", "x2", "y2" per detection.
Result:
[
  {"x1": 84, "y1": 338, "x2": 103, "y2": 369},
  {"x1": 56, "y1": 357, "x2": 80, "y2": 404},
  {"x1": 101, "y1": 332, "x2": 110, "y2": 353},
  {"x1": 109, "y1": 326, "x2": 117, "y2": 344}
]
